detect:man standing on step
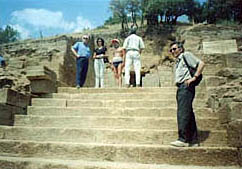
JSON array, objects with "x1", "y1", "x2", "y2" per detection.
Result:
[
  {"x1": 170, "y1": 41, "x2": 205, "y2": 147},
  {"x1": 71, "y1": 35, "x2": 91, "y2": 88},
  {"x1": 123, "y1": 27, "x2": 145, "y2": 87}
]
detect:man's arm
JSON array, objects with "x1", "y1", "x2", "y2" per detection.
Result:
[
  {"x1": 194, "y1": 61, "x2": 205, "y2": 77},
  {"x1": 186, "y1": 61, "x2": 205, "y2": 86},
  {"x1": 71, "y1": 47, "x2": 79, "y2": 58}
]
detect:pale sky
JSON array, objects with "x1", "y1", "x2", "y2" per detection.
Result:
[
  {"x1": 1, "y1": 0, "x2": 207, "y2": 39},
  {"x1": 1, "y1": 0, "x2": 111, "y2": 39}
]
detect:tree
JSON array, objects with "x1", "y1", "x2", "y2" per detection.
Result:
[
  {"x1": 109, "y1": 0, "x2": 129, "y2": 31},
  {"x1": 204, "y1": 0, "x2": 242, "y2": 24},
  {"x1": 143, "y1": 0, "x2": 197, "y2": 26},
  {"x1": 126, "y1": 0, "x2": 141, "y2": 28},
  {"x1": 0, "y1": 25, "x2": 19, "y2": 44}
]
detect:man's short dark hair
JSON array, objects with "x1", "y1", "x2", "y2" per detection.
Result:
[
  {"x1": 170, "y1": 41, "x2": 184, "y2": 52},
  {"x1": 129, "y1": 27, "x2": 137, "y2": 35}
]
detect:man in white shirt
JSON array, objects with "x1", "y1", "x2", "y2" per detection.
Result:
[{"x1": 123, "y1": 28, "x2": 145, "y2": 87}]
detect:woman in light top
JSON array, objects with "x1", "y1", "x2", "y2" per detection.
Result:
[
  {"x1": 111, "y1": 39, "x2": 125, "y2": 87},
  {"x1": 93, "y1": 37, "x2": 107, "y2": 88}
]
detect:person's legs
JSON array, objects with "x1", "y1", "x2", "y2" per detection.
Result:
[
  {"x1": 117, "y1": 62, "x2": 123, "y2": 87},
  {"x1": 112, "y1": 64, "x2": 119, "y2": 85},
  {"x1": 80, "y1": 58, "x2": 89, "y2": 87},
  {"x1": 176, "y1": 84, "x2": 197, "y2": 143},
  {"x1": 94, "y1": 59, "x2": 100, "y2": 88},
  {"x1": 125, "y1": 52, "x2": 132, "y2": 86},
  {"x1": 76, "y1": 58, "x2": 81, "y2": 87},
  {"x1": 133, "y1": 52, "x2": 141, "y2": 86},
  {"x1": 100, "y1": 59, "x2": 105, "y2": 88}
]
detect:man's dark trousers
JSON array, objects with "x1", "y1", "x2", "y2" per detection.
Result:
[
  {"x1": 76, "y1": 57, "x2": 89, "y2": 87},
  {"x1": 176, "y1": 83, "x2": 198, "y2": 143}
]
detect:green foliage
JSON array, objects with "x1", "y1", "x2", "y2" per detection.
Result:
[
  {"x1": 0, "y1": 25, "x2": 19, "y2": 44},
  {"x1": 204, "y1": 0, "x2": 242, "y2": 24},
  {"x1": 106, "y1": 0, "x2": 242, "y2": 29},
  {"x1": 104, "y1": 16, "x2": 122, "y2": 25},
  {"x1": 109, "y1": 0, "x2": 141, "y2": 30}
]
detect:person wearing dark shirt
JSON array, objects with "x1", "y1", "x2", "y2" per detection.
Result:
[{"x1": 93, "y1": 37, "x2": 107, "y2": 88}]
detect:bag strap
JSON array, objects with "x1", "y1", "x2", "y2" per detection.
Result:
[{"x1": 182, "y1": 54, "x2": 193, "y2": 77}]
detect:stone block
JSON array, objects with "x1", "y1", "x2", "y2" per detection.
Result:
[
  {"x1": 8, "y1": 60, "x2": 24, "y2": 69},
  {"x1": 227, "y1": 119, "x2": 242, "y2": 148},
  {"x1": 203, "y1": 39, "x2": 238, "y2": 54},
  {"x1": 205, "y1": 76, "x2": 227, "y2": 87},
  {"x1": 30, "y1": 79, "x2": 56, "y2": 94},
  {"x1": 217, "y1": 104, "x2": 231, "y2": 124},
  {"x1": 216, "y1": 68, "x2": 242, "y2": 79},
  {"x1": 230, "y1": 102, "x2": 242, "y2": 120},
  {"x1": 226, "y1": 53, "x2": 242, "y2": 68},
  {"x1": 0, "y1": 103, "x2": 25, "y2": 126},
  {"x1": 0, "y1": 104, "x2": 13, "y2": 120},
  {"x1": 27, "y1": 66, "x2": 57, "y2": 81},
  {"x1": 0, "y1": 89, "x2": 30, "y2": 108},
  {"x1": 142, "y1": 73, "x2": 160, "y2": 87}
]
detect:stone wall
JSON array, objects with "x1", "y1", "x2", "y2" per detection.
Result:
[
  {"x1": 0, "y1": 35, "x2": 68, "y2": 92},
  {"x1": 0, "y1": 34, "x2": 97, "y2": 89},
  {"x1": 0, "y1": 34, "x2": 97, "y2": 125}
]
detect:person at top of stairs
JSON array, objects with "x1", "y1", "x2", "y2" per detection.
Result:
[
  {"x1": 170, "y1": 41, "x2": 205, "y2": 147},
  {"x1": 71, "y1": 35, "x2": 92, "y2": 88},
  {"x1": 111, "y1": 38, "x2": 125, "y2": 88},
  {"x1": 123, "y1": 27, "x2": 145, "y2": 88},
  {"x1": 93, "y1": 37, "x2": 107, "y2": 88}
]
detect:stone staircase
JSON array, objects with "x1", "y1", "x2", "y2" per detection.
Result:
[{"x1": 0, "y1": 87, "x2": 240, "y2": 169}]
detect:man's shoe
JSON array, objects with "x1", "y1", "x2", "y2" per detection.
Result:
[
  {"x1": 76, "y1": 85, "x2": 80, "y2": 89},
  {"x1": 136, "y1": 84, "x2": 141, "y2": 87},
  {"x1": 170, "y1": 140, "x2": 189, "y2": 147},
  {"x1": 189, "y1": 143, "x2": 200, "y2": 147}
]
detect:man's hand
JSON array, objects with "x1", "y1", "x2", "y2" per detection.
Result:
[{"x1": 185, "y1": 77, "x2": 196, "y2": 86}]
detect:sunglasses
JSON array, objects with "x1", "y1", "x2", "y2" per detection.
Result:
[
  {"x1": 170, "y1": 48, "x2": 177, "y2": 52},
  {"x1": 83, "y1": 37, "x2": 88, "y2": 40}
]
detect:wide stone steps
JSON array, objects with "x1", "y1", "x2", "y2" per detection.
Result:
[
  {"x1": 31, "y1": 98, "x2": 207, "y2": 108},
  {"x1": 14, "y1": 116, "x2": 221, "y2": 130},
  {"x1": 58, "y1": 87, "x2": 179, "y2": 93},
  {"x1": 1, "y1": 87, "x2": 238, "y2": 167},
  {"x1": 27, "y1": 107, "x2": 215, "y2": 117},
  {"x1": 0, "y1": 156, "x2": 240, "y2": 169},
  {"x1": 44, "y1": 92, "x2": 207, "y2": 99},
  {"x1": 0, "y1": 140, "x2": 239, "y2": 166},
  {"x1": 0, "y1": 126, "x2": 227, "y2": 147}
]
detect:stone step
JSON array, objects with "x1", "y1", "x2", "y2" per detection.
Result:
[
  {"x1": 27, "y1": 107, "x2": 216, "y2": 118},
  {"x1": 44, "y1": 92, "x2": 207, "y2": 99},
  {"x1": 0, "y1": 156, "x2": 240, "y2": 169},
  {"x1": 0, "y1": 140, "x2": 239, "y2": 166},
  {"x1": 31, "y1": 98, "x2": 207, "y2": 108},
  {"x1": 14, "y1": 116, "x2": 222, "y2": 130},
  {"x1": 57, "y1": 87, "x2": 207, "y2": 94},
  {"x1": 0, "y1": 126, "x2": 227, "y2": 147}
]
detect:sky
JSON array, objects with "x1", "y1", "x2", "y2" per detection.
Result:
[
  {"x1": 1, "y1": 0, "x2": 207, "y2": 40},
  {"x1": 0, "y1": 0, "x2": 111, "y2": 39}
]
